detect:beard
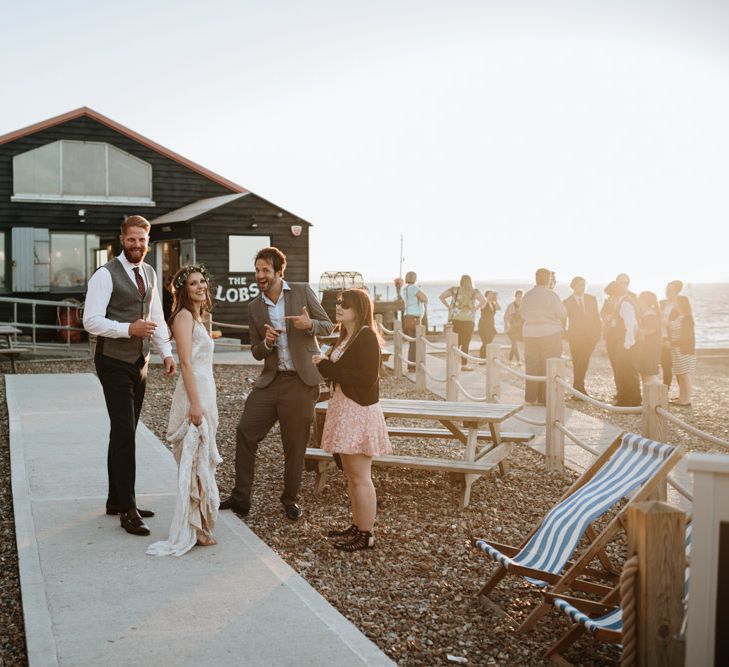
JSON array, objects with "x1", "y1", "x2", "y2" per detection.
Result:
[{"x1": 123, "y1": 245, "x2": 147, "y2": 264}]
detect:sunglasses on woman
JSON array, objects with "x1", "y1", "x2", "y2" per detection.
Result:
[{"x1": 335, "y1": 299, "x2": 351, "y2": 309}]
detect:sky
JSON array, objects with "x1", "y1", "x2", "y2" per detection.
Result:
[{"x1": 2, "y1": 0, "x2": 728, "y2": 291}]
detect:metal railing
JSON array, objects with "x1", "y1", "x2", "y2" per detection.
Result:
[{"x1": 0, "y1": 296, "x2": 90, "y2": 354}]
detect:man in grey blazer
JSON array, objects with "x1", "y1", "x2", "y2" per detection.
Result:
[{"x1": 220, "y1": 247, "x2": 334, "y2": 520}]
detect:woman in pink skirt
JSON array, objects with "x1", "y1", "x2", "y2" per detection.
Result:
[{"x1": 312, "y1": 288, "x2": 392, "y2": 551}]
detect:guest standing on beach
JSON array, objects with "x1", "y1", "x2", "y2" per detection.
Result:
[
  {"x1": 83, "y1": 215, "x2": 176, "y2": 537},
  {"x1": 503, "y1": 290, "x2": 524, "y2": 363},
  {"x1": 563, "y1": 277, "x2": 601, "y2": 397},
  {"x1": 637, "y1": 291, "x2": 662, "y2": 387},
  {"x1": 669, "y1": 294, "x2": 696, "y2": 406},
  {"x1": 478, "y1": 290, "x2": 500, "y2": 358},
  {"x1": 219, "y1": 247, "x2": 333, "y2": 521},
  {"x1": 604, "y1": 281, "x2": 642, "y2": 407},
  {"x1": 601, "y1": 272, "x2": 635, "y2": 376},
  {"x1": 660, "y1": 280, "x2": 683, "y2": 388},
  {"x1": 147, "y1": 265, "x2": 221, "y2": 556},
  {"x1": 440, "y1": 275, "x2": 486, "y2": 370},
  {"x1": 520, "y1": 268, "x2": 566, "y2": 406},
  {"x1": 396, "y1": 271, "x2": 428, "y2": 369},
  {"x1": 313, "y1": 289, "x2": 392, "y2": 551}
]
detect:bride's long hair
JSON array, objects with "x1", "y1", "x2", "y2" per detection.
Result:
[{"x1": 168, "y1": 265, "x2": 213, "y2": 340}]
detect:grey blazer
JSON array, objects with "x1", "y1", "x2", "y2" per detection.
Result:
[{"x1": 248, "y1": 282, "x2": 334, "y2": 388}]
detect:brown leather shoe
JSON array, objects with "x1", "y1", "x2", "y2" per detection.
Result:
[{"x1": 120, "y1": 509, "x2": 150, "y2": 536}]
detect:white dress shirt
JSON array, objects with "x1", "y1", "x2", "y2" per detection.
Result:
[
  {"x1": 620, "y1": 299, "x2": 638, "y2": 349},
  {"x1": 262, "y1": 281, "x2": 295, "y2": 371},
  {"x1": 83, "y1": 253, "x2": 172, "y2": 359}
]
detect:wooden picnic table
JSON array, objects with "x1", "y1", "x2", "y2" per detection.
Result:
[
  {"x1": 308, "y1": 398, "x2": 527, "y2": 508},
  {"x1": 0, "y1": 326, "x2": 26, "y2": 373}
]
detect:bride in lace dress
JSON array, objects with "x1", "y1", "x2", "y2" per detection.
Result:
[{"x1": 147, "y1": 265, "x2": 221, "y2": 557}]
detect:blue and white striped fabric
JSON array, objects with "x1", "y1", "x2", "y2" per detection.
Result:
[
  {"x1": 553, "y1": 598, "x2": 623, "y2": 634},
  {"x1": 475, "y1": 433, "x2": 675, "y2": 587},
  {"x1": 552, "y1": 521, "x2": 692, "y2": 641}
]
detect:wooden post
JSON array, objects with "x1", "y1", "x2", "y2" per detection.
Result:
[
  {"x1": 393, "y1": 319, "x2": 403, "y2": 379},
  {"x1": 642, "y1": 382, "x2": 669, "y2": 500},
  {"x1": 415, "y1": 324, "x2": 426, "y2": 392},
  {"x1": 486, "y1": 342, "x2": 501, "y2": 401},
  {"x1": 545, "y1": 357, "x2": 566, "y2": 472},
  {"x1": 445, "y1": 331, "x2": 458, "y2": 401},
  {"x1": 375, "y1": 313, "x2": 383, "y2": 332},
  {"x1": 626, "y1": 501, "x2": 687, "y2": 667}
]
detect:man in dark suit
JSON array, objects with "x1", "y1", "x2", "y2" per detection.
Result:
[
  {"x1": 220, "y1": 247, "x2": 334, "y2": 521},
  {"x1": 563, "y1": 276, "x2": 602, "y2": 397}
]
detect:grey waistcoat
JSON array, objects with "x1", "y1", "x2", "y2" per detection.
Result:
[{"x1": 96, "y1": 258, "x2": 154, "y2": 364}]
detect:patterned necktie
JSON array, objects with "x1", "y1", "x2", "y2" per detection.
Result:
[{"x1": 133, "y1": 267, "x2": 146, "y2": 298}]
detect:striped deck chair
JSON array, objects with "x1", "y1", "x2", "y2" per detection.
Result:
[
  {"x1": 545, "y1": 522, "x2": 691, "y2": 666},
  {"x1": 473, "y1": 433, "x2": 684, "y2": 632}
]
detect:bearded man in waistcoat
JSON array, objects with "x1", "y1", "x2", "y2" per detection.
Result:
[{"x1": 83, "y1": 215, "x2": 176, "y2": 536}]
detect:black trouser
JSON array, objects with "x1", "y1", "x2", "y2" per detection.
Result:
[
  {"x1": 507, "y1": 332, "x2": 521, "y2": 362},
  {"x1": 568, "y1": 338, "x2": 596, "y2": 394},
  {"x1": 478, "y1": 323, "x2": 497, "y2": 358},
  {"x1": 524, "y1": 332, "x2": 562, "y2": 404},
  {"x1": 614, "y1": 343, "x2": 642, "y2": 406},
  {"x1": 451, "y1": 320, "x2": 475, "y2": 367},
  {"x1": 233, "y1": 372, "x2": 319, "y2": 510},
  {"x1": 403, "y1": 317, "x2": 418, "y2": 368},
  {"x1": 95, "y1": 354, "x2": 148, "y2": 512},
  {"x1": 660, "y1": 343, "x2": 673, "y2": 387}
]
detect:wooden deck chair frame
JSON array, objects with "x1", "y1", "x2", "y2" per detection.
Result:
[
  {"x1": 543, "y1": 518, "x2": 691, "y2": 666},
  {"x1": 475, "y1": 433, "x2": 685, "y2": 634}
]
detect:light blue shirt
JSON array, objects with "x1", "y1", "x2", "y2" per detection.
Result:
[{"x1": 262, "y1": 281, "x2": 295, "y2": 371}]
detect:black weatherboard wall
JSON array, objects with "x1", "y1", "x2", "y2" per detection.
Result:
[
  {"x1": 0, "y1": 108, "x2": 312, "y2": 338},
  {"x1": 153, "y1": 194, "x2": 310, "y2": 334}
]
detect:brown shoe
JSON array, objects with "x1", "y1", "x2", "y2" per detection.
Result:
[
  {"x1": 106, "y1": 505, "x2": 154, "y2": 518},
  {"x1": 120, "y1": 509, "x2": 150, "y2": 536}
]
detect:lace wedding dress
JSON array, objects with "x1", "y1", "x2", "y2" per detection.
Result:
[{"x1": 146, "y1": 322, "x2": 222, "y2": 557}]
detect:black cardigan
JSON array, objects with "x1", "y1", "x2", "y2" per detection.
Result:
[{"x1": 317, "y1": 326, "x2": 381, "y2": 406}]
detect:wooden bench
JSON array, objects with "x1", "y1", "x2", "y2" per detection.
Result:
[
  {"x1": 305, "y1": 444, "x2": 513, "y2": 494},
  {"x1": 0, "y1": 347, "x2": 29, "y2": 373},
  {"x1": 386, "y1": 426, "x2": 533, "y2": 444}
]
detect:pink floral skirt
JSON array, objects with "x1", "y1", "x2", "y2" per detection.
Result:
[{"x1": 320, "y1": 387, "x2": 393, "y2": 456}]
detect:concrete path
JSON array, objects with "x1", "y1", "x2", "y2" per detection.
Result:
[
  {"x1": 383, "y1": 342, "x2": 692, "y2": 509},
  {"x1": 7, "y1": 373, "x2": 392, "y2": 667}
]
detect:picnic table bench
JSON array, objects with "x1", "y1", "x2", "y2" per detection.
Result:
[
  {"x1": 0, "y1": 326, "x2": 28, "y2": 373},
  {"x1": 308, "y1": 398, "x2": 530, "y2": 508}
]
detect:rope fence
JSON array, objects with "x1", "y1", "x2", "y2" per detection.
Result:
[
  {"x1": 656, "y1": 406, "x2": 729, "y2": 450},
  {"x1": 452, "y1": 347, "x2": 487, "y2": 364},
  {"x1": 494, "y1": 358, "x2": 546, "y2": 382},
  {"x1": 555, "y1": 377, "x2": 643, "y2": 415},
  {"x1": 453, "y1": 378, "x2": 489, "y2": 402}
]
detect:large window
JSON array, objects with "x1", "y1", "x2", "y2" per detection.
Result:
[
  {"x1": 13, "y1": 140, "x2": 154, "y2": 205},
  {"x1": 229, "y1": 235, "x2": 272, "y2": 272},
  {"x1": 50, "y1": 233, "x2": 101, "y2": 290}
]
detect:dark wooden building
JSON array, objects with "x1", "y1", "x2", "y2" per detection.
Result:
[{"x1": 0, "y1": 107, "x2": 311, "y2": 336}]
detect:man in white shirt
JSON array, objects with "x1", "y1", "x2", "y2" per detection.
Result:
[
  {"x1": 604, "y1": 281, "x2": 641, "y2": 407},
  {"x1": 83, "y1": 216, "x2": 176, "y2": 536}
]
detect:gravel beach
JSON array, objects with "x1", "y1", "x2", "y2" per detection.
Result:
[{"x1": 1, "y1": 349, "x2": 727, "y2": 666}]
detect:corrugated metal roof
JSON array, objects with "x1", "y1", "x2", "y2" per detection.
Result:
[{"x1": 150, "y1": 193, "x2": 248, "y2": 225}]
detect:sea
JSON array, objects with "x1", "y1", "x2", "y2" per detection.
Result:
[{"x1": 316, "y1": 281, "x2": 729, "y2": 350}]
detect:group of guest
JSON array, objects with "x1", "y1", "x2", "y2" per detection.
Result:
[
  {"x1": 436, "y1": 275, "x2": 502, "y2": 370},
  {"x1": 521, "y1": 269, "x2": 695, "y2": 407}
]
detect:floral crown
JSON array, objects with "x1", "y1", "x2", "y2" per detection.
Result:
[{"x1": 173, "y1": 264, "x2": 213, "y2": 292}]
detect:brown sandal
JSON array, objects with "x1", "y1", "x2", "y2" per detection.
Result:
[{"x1": 327, "y1": 524, "x2": 357, "y2": 539}]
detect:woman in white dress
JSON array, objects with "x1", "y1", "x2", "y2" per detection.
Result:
[{"x1": 147, "y1": 265, "x2": 221, "y2": 556}]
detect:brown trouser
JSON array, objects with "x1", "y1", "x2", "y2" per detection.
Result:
[{"x1": 232, "y1": 372, "x2": 319, "y2": 510}]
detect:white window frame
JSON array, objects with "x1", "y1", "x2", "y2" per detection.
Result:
[{"x1": 12, "y1": 140, "x2": 155, "y2": 206}]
